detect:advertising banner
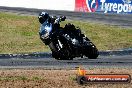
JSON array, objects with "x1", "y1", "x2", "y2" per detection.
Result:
[{"x1": 75, "y1": 0, "x2": 132, "y2": 14}]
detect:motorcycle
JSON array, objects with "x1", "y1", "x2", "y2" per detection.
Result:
[{"x1": 39, "y1": 16, "x2": 99, "y2": 60}]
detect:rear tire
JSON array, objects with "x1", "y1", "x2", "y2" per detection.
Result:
[
  {"x1": 84, "y1": 45, "x2": 99, "y2": 59},
  {"x1": 86, "y1": 46, "x2": 99, "y2": 59}
]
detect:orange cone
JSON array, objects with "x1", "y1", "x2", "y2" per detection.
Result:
[{"x1": 78, "y1": 67, "x2": 86, "y2": 76}]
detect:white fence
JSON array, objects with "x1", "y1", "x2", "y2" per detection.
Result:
[{"x1": 0, "y1": 0, "x2": 75, "y2": 11}]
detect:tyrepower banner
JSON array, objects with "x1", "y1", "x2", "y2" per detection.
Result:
[{"x1": 75, "y1": 0, "x2": 132, "y2": 14}]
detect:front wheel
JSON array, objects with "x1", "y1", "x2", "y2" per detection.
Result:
[
  {"x1": 59, "y1": 48, "x2": 73, "y2": 60},
  {"x1": 52, "y1": 48, "x2": 73, "y2": 60}
]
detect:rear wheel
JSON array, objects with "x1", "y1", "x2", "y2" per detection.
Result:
[
  {"x1": 87, "y1": 46, "x2": 99, "y2": 59},
  {"x1": 88, "y1": 48, "x2": 99, "y2": 59},
  {"x1": 84, "y1": 43, "x2": 99, "y2": 59}
]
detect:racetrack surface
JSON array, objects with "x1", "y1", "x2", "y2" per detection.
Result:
[
  {"x1": 0, "y1": 49, "x2": 131, "y2": 69},
  {"x1": 0, "y1": 6, "x2": 132, "y2": 69},
  {"x1": 0, "y1": 55, "x2": 132, "y2": 69}
]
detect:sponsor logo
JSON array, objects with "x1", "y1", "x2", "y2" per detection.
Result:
[
  {"x1": 86, "y1": 0, "x2": 99, "y2": 12},
  {"x1": 100, "y1": 0, "x2": 132, "y2": 13},
  {"x1": 86, "y1": 74, "x2": 131, "y2": 83},
  {"x1": 75, "y1": 0, "x2": 132, "y2": 13},
  {"x1": 76, "y1": 67, "x2": 131, "y2": 85}
]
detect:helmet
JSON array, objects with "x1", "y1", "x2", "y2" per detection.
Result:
[{"x1": 38, "y1": 12, "x2": 49, "y2": 24}]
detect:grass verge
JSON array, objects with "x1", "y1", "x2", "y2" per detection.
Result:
[
  {"x1": 0, "y1": 12, "x2": 132, "y2": 54},
  {"x1": 0, "y1": 76, "x2": 43, "y2": 81}
]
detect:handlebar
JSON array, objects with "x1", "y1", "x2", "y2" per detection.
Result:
[{"x1": 51, "y1": 16, "x2": 66, "y2": 24}]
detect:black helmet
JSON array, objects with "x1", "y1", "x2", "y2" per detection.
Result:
[{"x1": 38, "y1": 12, "x2": 49, "y2": 24}]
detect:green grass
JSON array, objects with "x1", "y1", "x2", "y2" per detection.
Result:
[
  {"x1": 0, "y1": 76, "x2": 43, "y2": 81},
  {"x1": 0, "y1": 12, "x2": 132, "y2": 54},
  {"x1": 69, "y1": 76, "x2": 76, "y2": 81}
]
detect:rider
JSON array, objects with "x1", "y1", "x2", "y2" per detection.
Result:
[
  {"x1": 38, "y1": 12, "x2": 52, "y2": 37},
  {"x1": 38, "y1": 12, "x2": 82, "y2": 44},
  {"x1": 38, "y1": 12, "x2": 66, "y2": 45},
  {"x1": 38, "y1": 12, "x2": 66, "y2": 32}
]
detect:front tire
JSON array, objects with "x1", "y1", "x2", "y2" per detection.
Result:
[
  {"x1": 59, "y1": 48, "x2": 73, "y2": 60},
  {"x1": 51, "y1": 47, "x2": 73, "y2": 60},
  {"x1": 52, "y1": 51, "x2": 59, "y2": 60}
]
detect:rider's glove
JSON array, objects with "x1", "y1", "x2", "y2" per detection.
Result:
[{"x1": 54, "y1": 18, "x2": 61, "y2": 24}]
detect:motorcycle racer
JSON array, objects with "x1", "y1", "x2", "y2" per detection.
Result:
[
  {"x1": 38, "y1": 12, "x2": 66, "y2": 45},
  {"x1": 38, "y1": 12, "x2": 99, "y2": 60}
]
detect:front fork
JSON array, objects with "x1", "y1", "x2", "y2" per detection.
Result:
[{"x1": 48, "y1": 38, "x2": 63, "y2": 52}]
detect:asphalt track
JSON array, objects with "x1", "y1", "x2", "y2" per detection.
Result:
[
  {"x1": 0, "y1": 55, "x2": 132, "y2": 69},
  {"x1": 0, "y1": 6, "x2": 132, "y2": 69}
]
